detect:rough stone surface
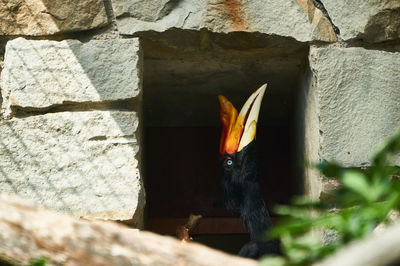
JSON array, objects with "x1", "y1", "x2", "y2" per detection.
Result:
[
  {"x1": 297, "y1": 67, "x2": 322, "y2": 199},
  {"x1": 112, "y1": 0, "x2": 205, "y2": 34},
  {"x1": 112, "y1": 0, "x2": 336, "y2": 42},
  {"x1": 1, "y1": 38, "x2": 141, "y2": 115},
  {"x1": 309, "y1": 47, "x2": 400, "y2": 167},
  {"x1": 0, "y1": 111, "x2": 144, "y2": 222},
  {"x1": 0, "y1": 0, "x2": 109, "y2": 36},
  {"x1": 322, "y1": 0, "x2": 400, "y2": 42},
  {"x1": 0, "y1": 45, "x2": 3, "y2": 117},
  {"x1": 297, "y1": 0, "x2": 337, "y2": 42}
]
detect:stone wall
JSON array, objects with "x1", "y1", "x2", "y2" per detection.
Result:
[
  {"x1": 0, "y1": 0, "x2": 145, "y2": 226},
  {"x1": 304, "y1": 45, "x2": 400, "y2": 199},
  {"x1": 0, "y1": 0, "x2": 399, "y2": 226}
]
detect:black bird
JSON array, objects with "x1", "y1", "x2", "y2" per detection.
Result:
[{"x1": 218, "y1": 84, "x2": 280, "y2": 258}]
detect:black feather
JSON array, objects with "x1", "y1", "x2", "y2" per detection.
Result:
[{"x1": 220, "y1": 141, "x2": 280, "y2": 258}]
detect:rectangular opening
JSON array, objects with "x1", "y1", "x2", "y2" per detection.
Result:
[{"x1": 141, "y1": 30, "x2": 308, "y2": 254}]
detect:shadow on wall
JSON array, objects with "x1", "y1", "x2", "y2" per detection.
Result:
[{"x1": 363, "y1": 8, "x2": 400, "y2": 43}]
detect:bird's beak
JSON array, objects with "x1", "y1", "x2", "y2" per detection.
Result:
[{"x1": 218, "y1": 84, "x2": 267, "y2": 156}]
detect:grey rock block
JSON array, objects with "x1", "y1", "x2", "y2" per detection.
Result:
[
  {"x1": 0, "y1": 0, "x2": 109, "y2": 36},
  {"x1": 112, "y1": 0, "x2": 336, "y2": 42},
  {"x1": 113, "y1": 0, "x2": 206, "y2": 34},
  {"x1": 0, "y1": 111, "x2": 144, "y2": 222},
  {"x1": 310, "y1": 47, "x2": 400, "y2": 167},
  {"x1": 1, "y1": 38, "x2": 141, "y2": 115},
  {"x1": 322, "y1": 0, "x2": 400, "y2": 42}
]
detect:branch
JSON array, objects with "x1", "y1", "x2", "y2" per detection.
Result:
[
  {"x1": 0, "y1": 194, "x2": 256, "y2": 266},
  {"x1": 176, "y1": 214, "x2": 202, "y2": 242}
]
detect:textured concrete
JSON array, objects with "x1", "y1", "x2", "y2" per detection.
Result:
[
  {"x1": 0, "y1": 0, "x2": 108, "y2": 36},
  {"x1": 112, "y1": 0, "x2": 205, "y2": 34},
  {"x1": 1, "y1": 38, "x2": 141, "y2": 115},
  {"x1": 112, "y1": 0, "x2": 336, "y2": 42},
  {"x1": 296, "y1": 0, "x2": 337, "y2": 42},
  {"x1": 322, "y1": 0, "x2": 400, "y2": 42},
  {"x1": 0, "y1": 111, "x2": 144, "y2": 222},
  {"x1": 309, "y1": 47, "x2": 400, "y2": 167},
  {"x1": 297, "y1": 67, "x2": 322, "y2": 199}
]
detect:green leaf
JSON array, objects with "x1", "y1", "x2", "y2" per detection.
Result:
[
  {"x1": 269, "y1": 220, "x2": 314, "y2": 238},
  {"x1": 267, "y1": 129, "x2": 400, "y2": 266},
  {"x1": 259, "y1": 256, "x2": 287, "y2": 266},
  {"x1": 373, "y1": 128, "x2": 400, "y2": 166},
  {"x1": 274, "y1": 205, "x2": 315, "y2": 220},
  {"x1": 29, "y1": 257, "x2": 47, "y2": 266},
  {"x1": 292, "y1": 196, "x2": 325, "y2": 208},
  {"x1": 315, "y1": 162, "x2": 344, "y2": 178},
  {"x1": 341, "y1": 171, "x2": 371, "y2": 202}
]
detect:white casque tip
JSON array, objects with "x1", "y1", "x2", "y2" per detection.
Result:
[{"x1": 238, "y1": 84, "x2": 267, "y2": 151}]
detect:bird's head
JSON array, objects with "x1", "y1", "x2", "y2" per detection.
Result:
[{"x1": 218, "y1": 84, "x2": 266, "y2": 183}]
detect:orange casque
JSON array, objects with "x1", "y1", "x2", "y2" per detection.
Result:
[{"x1": 218, "y1": 84, "x2": 267, "y2": 156}]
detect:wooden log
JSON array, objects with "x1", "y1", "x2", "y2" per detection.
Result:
[{"x1": 0, "y1": 194, "x2": 256, "y2": 266}]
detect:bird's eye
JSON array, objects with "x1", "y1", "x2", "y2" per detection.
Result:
[{"x1": 224, "y1": 157, "x2": 233, "y2": 168}]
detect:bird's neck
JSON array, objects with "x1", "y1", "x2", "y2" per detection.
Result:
[{"x1": 240, "y1": 182, "x2": 273, "y2": 241}]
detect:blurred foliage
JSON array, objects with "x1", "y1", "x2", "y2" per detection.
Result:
[
  {"x1": 261, "y1": 128, "x2": 400, "y2": 266},
  {"x1": 0, "y1": 259, "x2": 15, "y2": 266},
  {"x1": 29, "y1": 257, "x2": 47, "y2": 266}
]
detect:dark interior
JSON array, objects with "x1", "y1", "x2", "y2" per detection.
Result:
[
  {"x1": 145, "y1": 126, "x2": 293, "y2": 218},
  {"x1": 141, "y1": 29, "x2": 308, "y2": 254}
]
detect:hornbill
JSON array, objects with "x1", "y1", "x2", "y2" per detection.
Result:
[{"x1": 218, "y1": 84, "x2": 280, "y2": 258}]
